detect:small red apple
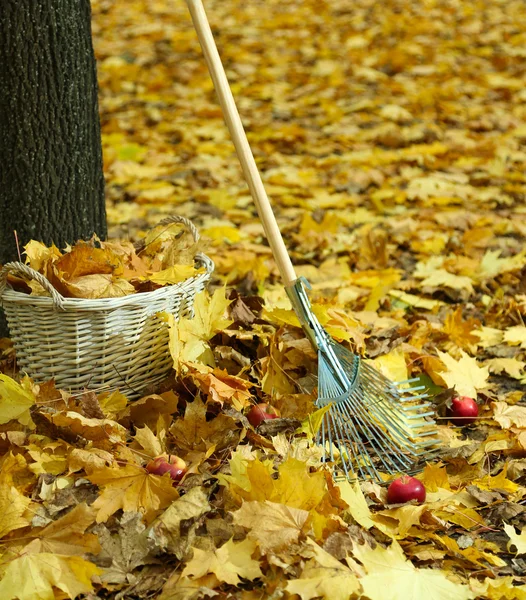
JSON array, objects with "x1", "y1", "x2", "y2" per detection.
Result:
[
  {"x1": 146, "y1": 454, "x2": 187, "y2": 483},
  {"x1": 247, "y1": 403, "x2": 280, "y2": 427},
  {"x1": 447, "y1": 396, "x2": 479, "y2": 426},
  {"x1": 387, "y1": 475, "x2": 426, "y2": 504}
]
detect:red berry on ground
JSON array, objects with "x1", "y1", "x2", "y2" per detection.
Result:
[
  {"x1": 447, "y1": 396, "x2": 479, "y2": 426},
  {"x1": 387, "y1": 475, "x2": 426, "y2": 504},
  {"x1": 247, "y1": 403, "x2": 279, "y2": 427}
]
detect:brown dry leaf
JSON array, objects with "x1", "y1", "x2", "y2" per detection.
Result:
[
  {"x1": 188, "y1": 364, "x2": 253, "y2": 411},
  {"x1": 128, "y1": 391, "x2": 179, "y2": 429},
  {"x1": 94, "y1": 512, "x2": 155, "y2": 585},
  {"x1": 50, "y1": 411, "x2": 127, "y2": 447},
  {"x1": 87, "y1": 463, "x2": 180, "y2": 523},
  {"x1": 443, "y1": 307, "x2": 481, "y2": 351},
  {"x1": 169, "y1": 396, "x2": 239, "y2": 454},
  {"x1": 56, "y1": 274, "x2": 136, "y2": 299},
  {"x1": 150, "y1": 486, "x2": 211, "y2": 558},
  {"x1": 68, "y1": 447, "x2": 115, "y2": 474}
]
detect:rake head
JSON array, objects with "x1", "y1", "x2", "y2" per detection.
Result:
[
  {"x1": 286, "y1": 278, "x2": 442, "y2": 483},
  {"x1": 317, "y1": 341, "x2": 441, "y2": 482}
]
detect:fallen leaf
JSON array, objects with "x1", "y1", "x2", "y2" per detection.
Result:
[
  {"x1": 88, "y1": 463, "x2": 180, "y2": 523},
  {"x1": 169, "y1": 396, "x2": 239, "y2": 453},
  {"x1": 182, "y1": 537, "x2": 262, "y2": 585},
  {"x1": 0, "y1": 375, "x2": 35, "y2": 427},
  {"x1": 0, "y1": 553, "x2": 101, "y2": 600},
  {"x1": 233, "y1": 500, "x2": 309, "y2": 552},
  {"x1": 504, "y1": 523, "x2": 526, "y2": 555},
  {"x1": 352, "y1": 539, "x2": 472, "y2": 600},
  {"x1": 492, "y1": 402, "x2": 526, "y2": 429},
  {"x1": 435, "y1": 350, "x2": 489, "y2": 398},
  {"x1": 285, "y1": 538, "x2": 361, "y2": 600}
]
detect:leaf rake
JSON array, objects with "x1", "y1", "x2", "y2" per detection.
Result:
[{"x1": 186, "y1": 0, "x2": 442, "y2": 482}]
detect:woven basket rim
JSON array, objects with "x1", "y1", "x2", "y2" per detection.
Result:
[{"x1": 1, "y1": 269, "x2": 211, "y2": 312}]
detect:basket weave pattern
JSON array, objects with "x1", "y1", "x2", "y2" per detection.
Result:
[{"x1": 0, "y1": 216, "x2": 214, "y2": 397}]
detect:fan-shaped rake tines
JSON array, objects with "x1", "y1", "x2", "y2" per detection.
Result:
[{"x1": 316, "y1": 341, "x2": 442, "y2": 483}]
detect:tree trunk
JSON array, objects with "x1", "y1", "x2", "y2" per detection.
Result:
[{"x1": 0, "y1": 0, "x2": 107, "y2": 264}]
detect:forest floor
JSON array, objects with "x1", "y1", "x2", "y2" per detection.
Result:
[{"x1": 2, "y1": 0, "x2": 526, "y2": 598}]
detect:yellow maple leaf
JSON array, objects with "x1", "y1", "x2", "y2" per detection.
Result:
[
  {"x1": 296, "y1": 404, "x2": 333, "y2": 442},
  {"x1": 0, "y1": 375, "x2": 35, "y2": 427},
  {"x1": 50, "y1": 411, "x2": 127, "y2": 447},
  {"x1": 492, "y1": 402, "x2": 526, "y2": 429},
  {"x1": 504, "y1": 523, "x2": 526, "y2": 556},
  {"x1": 147, "y1": 264, "x2": 204, "y2": 285},
  {"x1": 164, "y1": 288, "x2": 232, "y2": 373},
  {"x1": 352, "y1": 539, "x2": 472, "y2": 600},
  {"x1": 0, "y1": 553, "x2": 100, "y2": 600},
  {"x1": 0, "y1": 482, "x2": 31, "y2": 539},
  {"x1": 435, "y1": 350, "x2": 489, "y2": 398},
  {"x1": 26, "y1": 440, "x2": 68, "y2": 476},
  {"x1": 443, "y1": 307, "x2": 481, "y2": 350},
  {"x1": 473, "y1": 327, "x2": 504, "y2": 348},
  {"x1": 232, "y1": 500, "x2": 309, "y2": 553},
  {"x1": 487, "y1": 358, "x2": 525, "y2": 380},
  {"x1": 98, "y1": 389, "x2": 129, "y2": 419},
  {"x1": 88, "y1": 463, "x2": 180, "y2": 523},
  {"x1": 68, "y1": 447, "x2": 115, "y2": 474},
  {"x1": 371, "y1": 347, "x2": 408, "y2": 383},
  {"x1": 336, "y1": 479, "x2": 375, "y2": 530},
  {"x1": 476, "y1": 249, "x2": 526, "y2": 281},
  {"x1": 420, "y1": 269, "x2": 474, "y2": 294},
  {"x1": 24, "y1": 239, "x2": 62, "y2": 272},
  {"x1": 472, "y1": 467, "x2": 518, "y2": 495},
  {"x1": 181, "y1": 537, "x2": 262, "y2": 585},
  {"x1": 286, "y1": 538, "x2": 361, "y2": 600},
  {"x1": 374, "y1": 504, "x2": 429, "y2": 537},
  {"x1": 133, "y1": 424, "x2": 164, "y2": 457},
  {"x1": 388, "y1": 289, "x2": 444, "y2": 310},
  {"x1": 25, "y1": 503, "x2": 100, "y2": 556},
  {"x1": 504, "y1": 325, "x2": 526, "y2": 349},
  {"x1": 418, "y1": 463, "x2": 451, "y2": 492},
  {"x1": 221, "y1": 455, "x2": 343, "y2": 540},
  {"x1": 471, "y1": 577, "x2": 526, "y2": 600}
]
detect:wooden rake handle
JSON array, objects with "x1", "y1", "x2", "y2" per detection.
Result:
[{"x1": 186, "y1": 0, "x2": 297, "y2": 287}]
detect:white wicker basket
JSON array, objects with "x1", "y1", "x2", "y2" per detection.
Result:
[{"x1": 0, "y1": 216, "x2": 214, "y2": 398}]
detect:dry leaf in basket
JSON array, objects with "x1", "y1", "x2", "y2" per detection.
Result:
[{"x1": 20, "y1": 225, "x2": 205, "y2": 300}]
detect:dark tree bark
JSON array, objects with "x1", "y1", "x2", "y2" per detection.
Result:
[{"x1": 0, "y1": 0, "x2": 107, "y2": 265}]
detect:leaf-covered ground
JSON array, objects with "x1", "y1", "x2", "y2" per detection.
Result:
[{"x1": 2, "y1": 0, "x2": 526, "y2": 598}]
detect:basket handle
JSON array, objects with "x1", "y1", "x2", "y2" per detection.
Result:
[
  {"x1": 0, "y1": 262, "x2": 66, "y2": 310},
  {"x1": 149, "y1": 215, "x2": 214, "y2": 276}
]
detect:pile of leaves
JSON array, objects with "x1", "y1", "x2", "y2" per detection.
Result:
[
  {"x1": 7, "y1": 223, "x2": 204, "y2": 299},
  {"x1": 1, "y1": 287, "x2": 526, "y2": 599},
  {"x1": 2, "y1": 0, "x2": 526, "y2": 597}
]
